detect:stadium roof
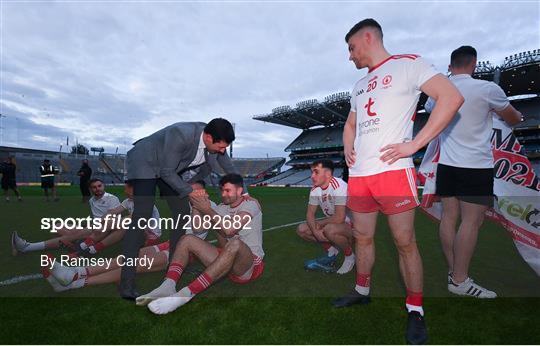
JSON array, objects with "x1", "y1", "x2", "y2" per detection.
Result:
[{"x1": 253, "y1": 49, "x2": 539, "y2": 130}]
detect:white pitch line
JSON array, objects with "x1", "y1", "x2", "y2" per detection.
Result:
[
  {"x1": 0, "y1": 219, "x2": 306, "y2": 287},
  {"x1": 0, "y1": 273, "x2": 43, "y2": 287}
]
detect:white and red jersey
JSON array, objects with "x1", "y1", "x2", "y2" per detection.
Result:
[
  {"x1": 349, "y1": 54, "x2": 439, "y2": 177},
  {"x1": 309, "y1": 177, "x2": 348, "y2": 218}
]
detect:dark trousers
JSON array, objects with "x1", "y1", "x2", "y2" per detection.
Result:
[
  {"x1": 120, "y1": 178, "x2": 191, "y2": 289},
  {"x1": 80, "y1": 180, "x2": 90, "y2": 200}
]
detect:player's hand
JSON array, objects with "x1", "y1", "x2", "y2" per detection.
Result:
[
  {"x1": 189, "y1": 194, "x2": 211, "y2": 212},
  {"x1": 380, "y1": 142, "x2": 419, "y2": 165},
  {"x1": 345, "y1": 147, "x2": 356, "y2": 167}
]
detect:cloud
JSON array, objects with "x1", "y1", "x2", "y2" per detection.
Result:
[{"x1": 1, "y1": 1, "x2": 538, "y2": 160}]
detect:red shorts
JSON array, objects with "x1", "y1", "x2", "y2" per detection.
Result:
[
  {"x1": 347, "y1": 168, "x2": 419, "y2": 215},
  {"x1": 216, "y1": 248, "x2": 265, "y2": 284}
]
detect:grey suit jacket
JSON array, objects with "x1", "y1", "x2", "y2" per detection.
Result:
[{"x1": 126, "y1": 122, "x2": 245, "y2": 198}]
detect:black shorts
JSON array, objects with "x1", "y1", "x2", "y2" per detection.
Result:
[
  {"x1": 1, "y1": 179, "x2": 16, "y2": 190},
  {"x1": 435, "y1": 163, "x2": 494, "y2": 207},
  {"x1": 41, "y1": 177, "x2": 55, "y2": 189}
]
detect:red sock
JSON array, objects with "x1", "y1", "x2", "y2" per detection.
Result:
[
  {"x1": 321, "y1": 242, "x2": 332, "y2": 252},
  {"x1": 83, "y1": 237, "x2": 94, "y2": 246},
  {"x1": 343, "y1": 246, "x2": 353, "y2": 256},
  {"x1": 187, "y1": 272, "x2": 213, "y2": 295},
  {"x1": 406, "y1": 290, "x2": 423, "y2": 308},
  {"x1": 356, "y1": 273, "x2": 371, "y2": 287},
  {"x1": 94, "y1": 242, "x2": 105, "y2": 252},
  {"x1": 165, "y1": 262, "x2": 184, "y2": 283}
]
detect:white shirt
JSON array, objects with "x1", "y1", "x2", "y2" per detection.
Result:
[
  {"x1": 188, "y1": 133, "x2": 206, "y2": 168},
  {"x1": 425, "y1": 74, "x2": 510, "y2": 168},
  {"x1": 349, "y1": 55, "x2": 439, "y2": 177},
  {"x1": 89, "y1": 192, "x2": 120, "y2": 218},
  {"x1": 309, "y1": 177, "x2": 348, "y2": 219},
  {"x1": 214, "y1": 200, "x2": 264, "y2": 259},
  {"x1": 120, "y1": 198, "x2": 162, "y2": 238}
]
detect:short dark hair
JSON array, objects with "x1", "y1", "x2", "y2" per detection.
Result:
[
  {"x1": 450, "y1": 46, "x2": 477, "y2": 68},
  {"x1": 219, "y1": 173, "x2": 243, "y2": 189},
  {"x1": 311, "y1": 159, "x2": 334, "y2": 173},
  {"x1": 124, "y1": 180, "x2": 133, "y2": 187},
  {"x1": 204, "y1": 118, "x2": 235, "y2": 144},
  {"x1": 193, "y1": 180, "x2": 206, "y2": 188},
  {"x1": 345, "y1": 18, "x2": 383, "y2": 43},
  {"x1": 89, "y1": 178, "x2": 104, "y2": 185},
  {"x1": 44, "y1": 159, "x2": 50, "y2": 163}
]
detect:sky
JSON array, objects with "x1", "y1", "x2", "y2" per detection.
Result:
[{"x1": 1, "y1": 1, "x2": 539, "y2": 159}]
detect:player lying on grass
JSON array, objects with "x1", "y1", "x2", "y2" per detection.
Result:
[
  {"x1": 297, "y1": 159, "x2": 355, "y2": 274},
  {"x1": 11, "y1": 179, "x2": 122, "y2": 255},
  {"x1": 43, "y1": 183, "x2": 217, "y2": 291},
  {"x1": 43, "y1": 242, "x2": 170, "y2": 292},
  {"x1": 136, "y1": 173, "x2": 264, "y2": 315}
]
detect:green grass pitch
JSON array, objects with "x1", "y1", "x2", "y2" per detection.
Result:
[{"x1": 0, "y1": 185, "x2": 538, "y2": 344}]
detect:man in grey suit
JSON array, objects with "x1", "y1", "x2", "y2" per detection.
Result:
[{"x1": 120, "y1": 118, "x2": 245, "y2": 299}]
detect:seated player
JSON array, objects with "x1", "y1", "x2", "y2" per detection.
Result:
[
  {"x1": 44, "y1": 182, "x2": 218, "y2": 291},
  {"x1": 136, "y1": 173, "x2": 263, "y2": 315},
  {"x1": 71, "y1": 180, "x2": 162, "y2": 256},
  {"x1": 297, "y1": 159, "x2": 355, "y2": 274},
  {"x1": 11, "y1": 179, "x2": 121, "y2": 255}
]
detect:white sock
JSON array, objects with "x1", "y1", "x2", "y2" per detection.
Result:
[
  {"x1": 355, "y1": 284, "x2": 370, "y2": 296},
  {"x1": 178, "y1": 286, "x2": 194, "y2": 298},
  {"x1": 327, "y1": 246, "x2": 339, "y2": 257},
  {"x1": 24, "y1": 241, "x2": 45, "y2": 252},
  {"x1": 406, "y1": 304, "x2": 425, "y2": 316},
  {"x1": 69, "y1": 278, "x2": 86, "y2": 289},
  {"x1": 76, "y1": 267, "x2": 88, "y2": 279},
  {"x1": 336, "y1": 254, "x2": 355, "y2": 274}
]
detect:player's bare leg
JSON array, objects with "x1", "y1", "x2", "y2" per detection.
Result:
[
  {"x1": 11, "y1": 228, "x2": 92, "y2": 255},
  {"x1": 388, "y1": 209, "x2": 423, "y2": 296},
  {"x1": 136, "y1": 235, "x2": 220, "y2": 306},
  {"x1": 296, "y1": 223, "x2": 318, "y2": 242},
  {"x1": 333, "y1": 211, "x2": 377, "y2": 307},
  {"x1": 322, "y1": 223, "x2": 355, "y2": 274},
  {"x1": 447, "y1": 200, "x2": 496, "y2": 298},
  {"x1": 452, "y1": 201, "x2": 487, "y2": 282},
  {"x1": 439, "y1": 197, "x2": 460, "y2": 275},
  {"x1": 148, "y1": 238, "x2": 254, "y2": 315}
]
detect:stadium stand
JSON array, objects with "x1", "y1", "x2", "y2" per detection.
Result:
[
  {"x1": 0, "y1": 146, "x2": 285, "y2": 187},
  {"x1": 254, "y1": 49, "x2": 540, "y2": 187}
]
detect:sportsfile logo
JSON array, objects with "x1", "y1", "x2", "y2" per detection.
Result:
[{"x1": 497, "y1": 198, "x2": 540, "y2": 229}]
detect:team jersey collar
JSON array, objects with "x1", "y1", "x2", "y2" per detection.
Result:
[{"x1": 368, "y1": 55, "x2": 394, "y2": 73}]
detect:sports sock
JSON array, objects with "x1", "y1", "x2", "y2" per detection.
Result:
[
  {"x1": 88, "y1": 242, "x2": 105, "y2": 254},
  {"x1": 79, "y1": 238, "x2": 94, "y2": 250},
  {"x1": 406, "y1": 290, "x2": 424, "y2": 316},
  {"x1": 343, "y1": 246, "x2": 353, "y2": 257},
  {"x1": 24, "y1": 241, "x2": 45, "y2": 252},
  {"x1": 187, "y1": 272, "x2": 213, "y2": 295},
  {"x1": 355, "y1": 272, "x2": 371, "y2": 296},
  {"x1": 322, "y1": 243, "x2": 339, "y2": 257},
  {"x1": 165, "y1": 262, "x2": 185, "y2": 283}
]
